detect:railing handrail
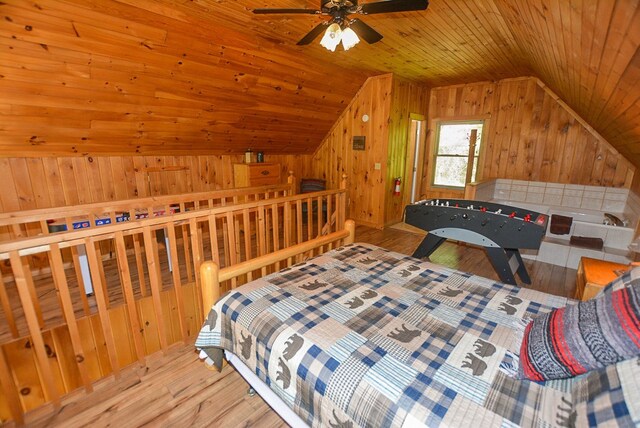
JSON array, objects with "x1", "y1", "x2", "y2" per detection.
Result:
[
  {"x1": 0, "y1": 188, "x2": 347, "y2": 256},
  {"x1": 0, "y1": 182, "x2": 294, "y2": 226}
]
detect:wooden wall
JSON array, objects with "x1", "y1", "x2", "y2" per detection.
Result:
[
  {"x1": 0, "y1": 154, "x2": 311, "y2": 213},
  {"x1": 384, "y1": 79, "x2": 430, "y2": 225},
  {"x1": 310, "y1": 74, "x2": 393, "y2": 228},
  {"x1": 421, "y1": 77, "x2": 636, "y2": 199},
  {"x1": 310, "y1": 74, "x2": 429, "y2": 228},
  {"x1": 494, "y1": 0, "x2": 640, "y2": 171}
]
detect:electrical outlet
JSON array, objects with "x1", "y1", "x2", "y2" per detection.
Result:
[{"x1": 374, "y1": 163, "x2": 381, "y2": 170}]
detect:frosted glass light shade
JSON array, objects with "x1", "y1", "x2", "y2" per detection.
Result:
[
  {"x1": 320, "y1": 23, "x2": 342, "y2": 51},
  {"x1": 341, "y1": 27, "x2": 360, "y2": 51}
]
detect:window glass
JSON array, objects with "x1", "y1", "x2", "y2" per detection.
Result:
[
  {"x1": 433, "y1": 157, "x2": 468, "y2": 187},
  {"x1": 432, "y1": 121, "x2": 483, "y2": 188}
]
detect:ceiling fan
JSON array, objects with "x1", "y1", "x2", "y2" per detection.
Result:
[{"x1": 253, "y1": 0, "x2": 429, "y2": 51}]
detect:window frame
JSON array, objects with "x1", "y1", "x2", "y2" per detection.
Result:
[{"x1": 430, "y1": 119, "x2": 486, "y2": 190}]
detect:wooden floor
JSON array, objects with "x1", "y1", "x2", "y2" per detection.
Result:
[{"x1": 4, "y1": 225, "x2": 577, "y2": 427}]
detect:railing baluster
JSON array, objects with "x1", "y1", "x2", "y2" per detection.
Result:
[
  {"x1": 70, "y1": 246, "x2": 91, "y2": 315},
  {"x1": 188, "y1": 218, "x2": 204, "y2": 321},
  {"x1": 132, "y1": 234, "x2": 147, "y2": 297},
  {"x1": 220, "y1": 199, "x2": 231, "y2": 270},
  {"x1": 64, "y1": 217, "x2": 73, "y2": 234},
  {"x1": 233, "y1": 212, "x2": 241, "y2": 265},
  {"x1": 83, "y1": 239, "x2": 120, "y2": 377},
  {"x1": 94, "y1": 244, "x2": 110, "y2": 309},
  {"x1": 296, "y1": 200, "x2": 303, "y2": 244},
  {"x1": 0, "y1": 270, "x2": 18, "y2": 338},
  {"x1": 340, "y1": 174, "x2": 347, "y2": 229},
  {"x1": 21, "y1": 258, "x2": 44, "y2": 328},
  {"x1": 10, "y1": 224, "x2": 23, "y2": 238},
  {"x1": 114, "y1": 232, "x2": 146, "y2": 365},
  {"x1": 316, "y1": 196, "x2": 322, "y2": 239},
  {"x1": 284, "y1": 201, "x2": 292, "y2": 267},
  {"x1": 327, "y1": 194, "x2": 333, "y2": 245},
  {"x1": 306, "y1": 196, "x2": 312, "y2": 241},
  {"x1": 141, "y1": 227, "x2": 168, "y2": 352},
  {"x1": 242, "y1": 208, "x2": 251, "y2": 263},
  {"x1": 181, "y1": 224, "x2": 193, "y2": 282},
  {"x1": 9, "y1": 250, "x2": 60, "y2": 406},
  {"x1": 271, "y1": 203, "x2": 280, "y2": 251},
  {"x1": 39, "y1": 219, "x2": 49, "y2": 235},
  {"x1": 271, "y1": 203, "x2": 280, "y2": 271},
  {"x1": 165, "y1": 225, "x2": 187, "y2": 341},
  {"x1": 257, "y1": 205, "x2": 267, "y2": 277},
  {"x1": 225, "y1": 213, "x2": 238, "y2": 288},
  {"x1": 208, "y1": 215, "x2": 221, "y2": 266},
  {"x1": 49, "y1": 243, "x2": 93, "y2": 391}
]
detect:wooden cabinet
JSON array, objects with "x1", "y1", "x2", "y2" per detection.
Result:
[
  {"x1": 233, "y1": 163, "x2": 281, "y2": 187},
  {"x1": 575, "y1": 257, "x2": 628, "y2": 301}
]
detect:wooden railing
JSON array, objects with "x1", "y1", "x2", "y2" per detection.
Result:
[
  {"x1": 0, "y1": 177, "x2": 296, "y2": 282},
  {"x1": 0, "y1": 176, "x2": 347, "y2": 423},
  {"x1": 0, "y1": 174, "x2": 296, "y2": 242}
]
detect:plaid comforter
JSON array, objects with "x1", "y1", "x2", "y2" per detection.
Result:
[{"x1": 196, "y1": 243, "x2": 640, "y2": 427}]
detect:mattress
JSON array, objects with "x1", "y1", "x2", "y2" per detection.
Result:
[{"x1": 196, "y1": 243, "x2": 640, "y2": 427}]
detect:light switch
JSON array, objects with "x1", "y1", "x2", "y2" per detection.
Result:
[{"x1": 374, "y1": 163, "x2": 381, "y2": 170}]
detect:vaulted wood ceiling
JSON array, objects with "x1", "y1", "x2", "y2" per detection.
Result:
[{"x1": 1, "y1": 0, "x2": 639, "y2": 167}]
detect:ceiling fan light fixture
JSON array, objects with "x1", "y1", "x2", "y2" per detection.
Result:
[
  {"x1": 319, "y1": 23, "x2": 342, "y2": 51},
  {"x1": 341, "y1": 27, "x2": 360, "y2": 51}
]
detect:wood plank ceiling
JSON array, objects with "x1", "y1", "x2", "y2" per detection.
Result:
[{"x1": 1, "y1": 0, "x2": 639, "y2": 167}]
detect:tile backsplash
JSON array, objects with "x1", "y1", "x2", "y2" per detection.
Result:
[
  {"x1": 472, "y1": 179, "x2": 639, "y2": 230},
  {"x1": 469, "y1": 179, "x2": 640, "y2": 268}
]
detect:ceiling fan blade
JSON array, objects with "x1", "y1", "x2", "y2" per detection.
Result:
[
  {"x1": 253, "y1": 8, "x2": 321, "y2": 14},
  {"x1": 359, "y1": 0, "x2": 428, "y2": 15},
  {"x1": 349, "y1": 19, "x2": 383, "y2": 44},
  {"x1": 297, "y1": 22, "x2": 330, "y2": 45}
]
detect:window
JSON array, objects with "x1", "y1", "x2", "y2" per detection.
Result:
[{"x1": 432, "y1": 121, "x2": 484, "y2": 188}]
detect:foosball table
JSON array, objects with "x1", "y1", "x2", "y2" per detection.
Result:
[{"x1": 404, "y1": 199, "x2": 549, "y2": 285}]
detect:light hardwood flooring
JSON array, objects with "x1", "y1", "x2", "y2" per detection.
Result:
[{"x1": 4, "y1": 225, "x2": 577, "y2": 427}]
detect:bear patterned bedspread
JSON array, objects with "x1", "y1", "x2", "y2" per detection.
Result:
[{"x1": 195, "y1": 243, "x2": 640, "y2": 427}]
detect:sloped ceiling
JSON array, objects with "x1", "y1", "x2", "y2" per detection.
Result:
[
  {"x1": 1, "y1": 0, "x2": 639, "y2": 166},
  {"x1": 238, "y1": 0, "x2": 640, "y2": 163},
  {"x1": 495, "y1": 0, "x2": 640, "y2": 168}
]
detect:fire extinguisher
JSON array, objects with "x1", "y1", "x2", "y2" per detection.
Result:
[{"x1": 393, "y1": 177, "x2": 401, "y2": 196}]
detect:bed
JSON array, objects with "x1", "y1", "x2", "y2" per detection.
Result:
[{"x1": 195, "y1": 222, "x2": 640, "y2": 427}]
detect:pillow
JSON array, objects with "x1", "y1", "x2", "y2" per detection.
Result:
[{"x1": 518, "y1": 281, "x2": 640, "y2": 381}]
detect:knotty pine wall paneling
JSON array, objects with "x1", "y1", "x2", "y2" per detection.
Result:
[
  {"x1": 384, "y1": 78, "x2": 430, "y2": 225},
  {"x1": 311, "y1": 74, "x2": 429, "y2": 227},
  {"x1": 421, "y1": 77, "x2": 635, "y2": 200},
  {"x1": 493, "y1": 0, "x2": 640, "y2": 169},
  {"x1": 311, "y1": 75, "x2": 393, "y2": 228},
  {"x1": 0, "y1": 155, "x2": 311, "y2": 213}
]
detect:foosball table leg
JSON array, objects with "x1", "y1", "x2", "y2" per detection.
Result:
[
  {"x1": 506, "y1": 249, "x2": 531, "y2": 284},
  {"x1": 485, "y1": 247, "x2": 518, "y2": 285},
  {"x1": 412, "y1": 234, "x2": 446, "y2": 259}
]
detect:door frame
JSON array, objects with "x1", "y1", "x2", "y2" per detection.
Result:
[{"x1": 403, "y1": 113, "x2": 427, "y2": 208}]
